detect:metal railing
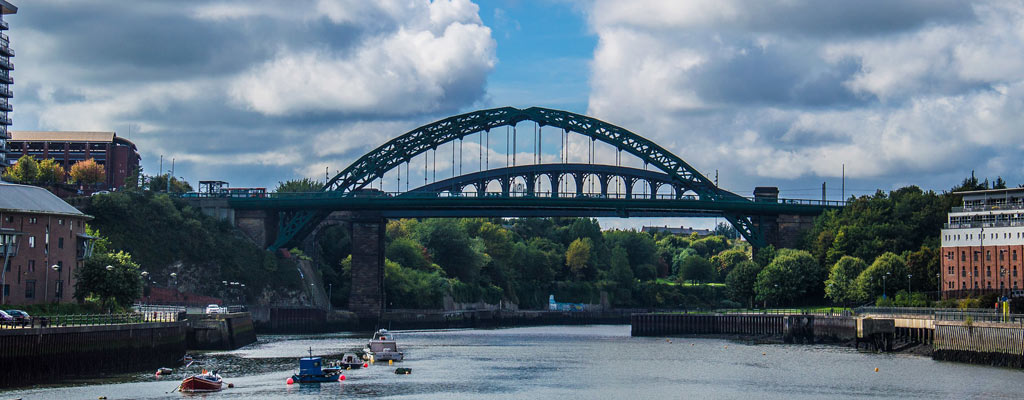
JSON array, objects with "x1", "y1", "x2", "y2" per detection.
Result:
[
  {"x1": 934, "y1": 311, "x2": 1024, "y2": 325},
  {"x1": 952, "y1": 203, "x2": 1024, "y2": 213},
  {"x1": 0, "y1": 312, "x2": 181, "y2": 329},
  {"x1": 945, "y1": 221, "x2": 1024, "y2": 229},
  {"x1": 855, "y1": 306, "x2": 1000, "y2": 318}
]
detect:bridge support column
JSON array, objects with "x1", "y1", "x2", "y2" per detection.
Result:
[
  {"x1": 349, "y1": 214, "x2": 385, "y2": 321},
  {"x1": 750, "y1": 187, "x2": 817, "y2": 250}
]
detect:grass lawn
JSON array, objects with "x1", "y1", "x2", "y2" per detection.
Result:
[{"x1": 653, "y1": 278, "x2": 725, "y2": 287}]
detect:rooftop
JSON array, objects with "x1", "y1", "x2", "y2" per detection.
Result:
[
  {"x1": 0, "y1": 1, "x2": 15, "y2": 15},
  {"x1": 10, "y1": 130, "x2": 117, "y2": 143},
  {"x1": 0, "y1": 182, "x2": 89, "y2": 218}
]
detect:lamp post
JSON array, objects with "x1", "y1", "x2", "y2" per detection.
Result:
[
  {"x1": 51, "y1": 264, "x2": 61, "y2": 302},
  {"x1": 908, "y1": 273, "x2": 913, "y2": 295},
  {"x1": 936, "y1": 273, "x2": 941, "y2": 300},
  {"x1": 0, "y1": 228, "x2": 22, "y2": 306},
  {"x1": 328, "y1": 283, "x2": 333, "y2": 311},
  {"x1": 882, "y1": 272, "x2": 890, "y2": 300}
]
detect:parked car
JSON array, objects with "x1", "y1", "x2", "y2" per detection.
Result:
[
  {"x1": 5, "y1": 309, "x2": 30, "y2": 323},
  {"x1": 91, "y1": 190, "x2": 111, "y2": 196},
  {"x1": 0, "y1": 310, "x2": 12, "y2": 322},
  {"x1": 205, "y1": 304, "x2": 224, "y2": 314}
]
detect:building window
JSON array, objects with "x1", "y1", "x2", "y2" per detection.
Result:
[
  {"x1": 2, "y1": 284, "x2": 7, "y2": 297},
  {"x1": 975, "y1": 282, "x2": 979, "y2": 289},
  {"x1": 962, "y1": 251, "x2": 967, "y2": 261},
  {"x1": 24, "y1": 280, "x2": 35, "y2": 299},
  {"x1": 28, "y1": 236, "x2": 35, "y2": 248},
  {"x1": 28, "y1": 217, "x2": 36, "y2": 224},
  {"x1": 58, "y1": 237, "x2": 63, "y2": 249},
  {"x1": 1001, "y1": 251, "x2": 1005, "y2": 261},
  {"x1": 987, "y1": 267, "x2": 991, "y2": 277},
  {"x1": 962, "y1": 267, "x2": 966, "y2": 277},
  {"x1": 1015, "y1": 250, "x2": 1018, "y2": 261},
  {"x1": 974, "y1": 252, "x2": 979, "y2": 262},
  {"x1": 58, "y1": 219, "x2": 64, "y2": 225},
  {"x1": 28, "y1": 260, "x2": 34, "y2": 272},
  {"x1": 3, "y1": 216, "x2": 11, "y2": 223},
  {"x1": 987, "y1": 251, "x2": 991, "y2": 261},
  {"x1": 1015, "y1": 266, "x2": 1018, "y2": 277}
]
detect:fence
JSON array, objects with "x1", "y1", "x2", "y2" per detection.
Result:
[
  {"x1": 0, "y1": 312, "x2": 178, "y2": 329},
  {"x1": 855, "y1": 306, "x2": 999, "y2": 318}
]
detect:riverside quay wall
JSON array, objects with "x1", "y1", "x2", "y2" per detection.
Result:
[
  {"x1": 0, "y1": 322, "x2": 187, "y2": 388},
  {"x1": 186, "y1": 312, "x2": 257, "y2": 350},
  {"x1": 934, "y1": 321, "x2": 1024, "y2": 367},
  {"x1": 631, "y1": 313, "x2": 893, "y2": 349}
]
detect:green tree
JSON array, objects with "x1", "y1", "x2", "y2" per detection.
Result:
[
  {"x1": 36, "y1": 158, "x2": 66, "y2": 184},
  {"x1": 146, "y1": 174, "x2": 192, "y2": 192},
  {"x1": 825, "y1": 256, "x2": 868, "y2": 305},
  {"x1": 70, "y1": 158, "x2": 105, "y2": 185},
  {"x1": 607, "y1": 246, "x2": 634, "y2": 288},
  {"x1": 905, "y1": 245, "x2": 939, "y2": 292},
  {"x1": 754, "y1": 249, "x2": 821, "y2": 306},
  {"x1": 753, "y1": 244, "x2": 777, "y2": 267},
  {"x1": 725, "y1": 261, "x2": 762, "y2": 308},
  {"x1": 711, "y1": 248, "x2": 749, "y2": 281},
  {"x1": 677, "y1": 255, "x2": 714, "y2": 284},
  {"x1": 275, "y1": 178, "x2": 322, "y2": 193},
  {"x1": 74, "y1": 250, "x2": 143, "y2": 310},
  {"x1": 565, "y1": 237, "x2": 593, "y2": 280},
  {"x1": 415, "y1": 219, "x2": 487, "y2": 282},
  {"x1": 855, "y1": 252, "x2": 908, "y2": 301},
  {"x1": 386, "y1": 237, "x2": 434, "y2": 272},
  {"x1": 1, "y1": 155, "x2": 39, "y2": 183}
]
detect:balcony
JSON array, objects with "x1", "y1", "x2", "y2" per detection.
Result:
[
  {"x1": 0, "y1": 21, "x2": 9, "y2": 31},
  {"x1": 0, "y1": 58, "x2": 13, "y2": 70},
  {"x1": 952, "y1": 203, "x2": 1024, "y2": 213},
  {"x1": 0, "y1": 101, "x2": 11, "y2": 111},
  {"x1": 0, "y1": 116, "x2": 11, "y2": 125},
  {"x1": 0, "y1": 74, "x2": 12, "y2": 84},
  {"x1": 0, "y1": 87, "x2": 11, "y2": 98},
  {"x1": 944, "y1": 220, "x2": 1024, "y2": 229}
]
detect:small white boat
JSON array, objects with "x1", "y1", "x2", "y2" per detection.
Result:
[{"x1": 367, "y1": 329, "x2": 404, "y2": 361}]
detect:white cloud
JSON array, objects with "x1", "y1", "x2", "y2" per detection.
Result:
[
  {"x1": 584, "y1": 0, "x2": 1024, "y2": 192},
  {"x1": 229, "y1": 0, "x2": 496, "y2": 116}
]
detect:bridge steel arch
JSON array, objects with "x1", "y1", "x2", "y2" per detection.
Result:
[
  {"x1": 271, "y1": 107, "x2": 760, "y2": 250},
  {"x1": 405, "y1": 163, "x2": 689, "y2": 200}
]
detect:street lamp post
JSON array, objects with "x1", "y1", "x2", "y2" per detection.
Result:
[
  {"x1": 328, "y1": 283, "x2": 333, "y2": 311},
  {"x1": 883, "y1": 272, "x2": 890, "y2": 300},
  {"x1": 936, "y1": 273, "x2": 941, "y2": 300},
  {"x1": 908, "y1": 274, "x2": 913, "y2": 295}
]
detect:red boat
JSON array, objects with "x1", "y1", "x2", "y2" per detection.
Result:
[{"x1": 179, "y1": 371, "x2": 223, "y2": 392}]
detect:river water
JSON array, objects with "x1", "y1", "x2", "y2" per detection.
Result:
[{"x1": 5, "y1": 325, "x2": 1024, "y2": 399}]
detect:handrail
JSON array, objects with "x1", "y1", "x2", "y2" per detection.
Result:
[{"x1": 0, "y1": 311, "x2": 179, "y2": 329}]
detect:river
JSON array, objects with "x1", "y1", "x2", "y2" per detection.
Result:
[{"x1": 4, "y1": 325, "x2": 1024, "y2": 399}]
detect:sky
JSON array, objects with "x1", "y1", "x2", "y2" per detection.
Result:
[{"x1": 8, "y1": 0, "x2": 1024, "y2": 229}]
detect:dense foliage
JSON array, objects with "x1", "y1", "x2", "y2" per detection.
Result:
[{"x1": 85, "y1": 191, "x2": 301, "y2": 302}]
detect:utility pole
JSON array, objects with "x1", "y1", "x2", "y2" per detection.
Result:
[
  {"x1": 822, "y1": 182, "x2": 826, "y2": 202},
  {"x1": 841, "y1": 163, "x2": 845, "y2": 201}
]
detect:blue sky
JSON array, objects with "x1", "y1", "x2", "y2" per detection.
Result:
[{"x1": 8, "y1": 0, "x2": 1024, "y2": 229}]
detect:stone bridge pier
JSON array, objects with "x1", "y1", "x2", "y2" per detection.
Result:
[
  {"x1": 348, "y1": 213, "x2": 385, "y2": 320},
  {"x1": 750, "y1": 187, "x2": 818, "y2": 251}
]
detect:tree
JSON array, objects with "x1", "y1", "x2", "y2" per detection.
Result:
[
  {"x1": 855, "y1": 252, "x2": 908, "y2": 301},
  {"x1": 36, "y1": 158, "x2": 66, "y2": 184},
  {"x1": 75, "y1": 250, "x2": 143, "y2": 310},
  {"x1": 754, "y1": 244, "x2": 777, "y2": 267},
  {"x1": 677, "y1": 255, "x2": 714, "y2": 284},
  {"x1": 69, "y1": 158, "x2": 106, "y2": 185},
  {"x1": 726, "y1": 261, "x2": 762, "y2": 308},
  {"x1": 825, "y1": 256, "x2": 868, "y2": 305},
  {"x1": 607, "y1": 246, "x2": 634, "y2": 288},
  {"x1": 275, "y1": 178, "x2": 322, "y2": 193},
  {"x1": 905, "y1": 245, "x2": 939, "y2": 292},
  {"x1": 713, "y1": 222, "x2": 739, "y2": 239},
  {"x1": 711, "y1": 248, "x2": 749, "y2": 281},
  {"x1": 565, "y1": 238, "x2": 593, "y2": 280},
  {"x1": 415, "y1": 219, "x2": 487, "y2": 283},
  {"x1": 386, "y1": 237, "x2": 434, "y2": 272},
  {"x1": 1, "y1": 155, "x2": 39, "y2": 183},
  {"x1": 754, "y1": 249, "x2": 821, "y2": 306},
  {"x1": 146, "y1": 174, "x2": 192, "y2": 193}
]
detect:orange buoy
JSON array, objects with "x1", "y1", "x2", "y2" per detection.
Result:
[
  {"x1": 874, "y1": 368, "x2": 879, "y2": 372},
  {"x1": 286, "y1": 377, "x2": 294, "y2": 385},
  {"x1": 339, "y1": 375, "x2": 347, "y2": 381}
]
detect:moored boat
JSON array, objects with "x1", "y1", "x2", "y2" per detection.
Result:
[
  {"x1": 289, "y1": 349, "x2": 343, "y2": 384},
  {"x1": 367, "y1": 329, "x2": 404, "y2": 362},
  {"x1": 338, "y1": 353, "x2": 366, "y2": 369},
  {"x1": 179, "y1": 370, "x2": 223, "y2": 392}
]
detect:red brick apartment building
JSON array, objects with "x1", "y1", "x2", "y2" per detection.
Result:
[
  {"x1": 7, "y1": 131, "x2": 141, "y2": 189},
  {"x1": 0, "y1": 182, "x2": 92, "y2": 305},
  {"x1": 941, "y1": 188, "x2": 1024, "y2": 297}
]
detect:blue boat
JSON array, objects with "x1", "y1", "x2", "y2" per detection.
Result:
[{"x1": 290, "y1": 349, "x2": 342, "y2": 383}]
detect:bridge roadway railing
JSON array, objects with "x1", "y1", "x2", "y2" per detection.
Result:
[
  {"x1": 855, "y1": 306, "x2": 1000, "y2": 319},
  {"x1": 176, "y1": 190, "x2": 847, "y2": 207}
]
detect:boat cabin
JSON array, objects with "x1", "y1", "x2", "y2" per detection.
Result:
[{"x1": 299, "y1": 357, "x2": 324, "y2": 376}]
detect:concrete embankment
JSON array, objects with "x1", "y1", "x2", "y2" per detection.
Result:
[
  {"x1": 934, "y1": 321, "x2": 1024, "y2": 368},
  {"x1": 186, "y1": 312, "x2": 258, "y2": 350},
  {"x1": 631, "y1": 313, "x2": 895, "y2": 350},
  {"x1": 381, "y1": 310, "x2": 631, "y2": 330},
  {"x1": 0, "y1": 322, "x2": 187, "y2": 388}
]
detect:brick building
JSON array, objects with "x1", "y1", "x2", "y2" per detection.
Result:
[
  {"x1": 0, "y1": 182, "x2": 92, "y2": 305},
  {"x1": 7, "y1": 131, "x2": 141, "y2": 189},
  {"x1": 940, "y1": 188, "x2": 1024, "y2": 297}
]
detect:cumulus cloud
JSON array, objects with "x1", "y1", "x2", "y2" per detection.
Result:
[
  {"x1": 12, "y1": 0, "x2": 497, "y2": 187},
  {"x1": 585, "y1": 0, "x2": 1024, "y2": 195}
]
